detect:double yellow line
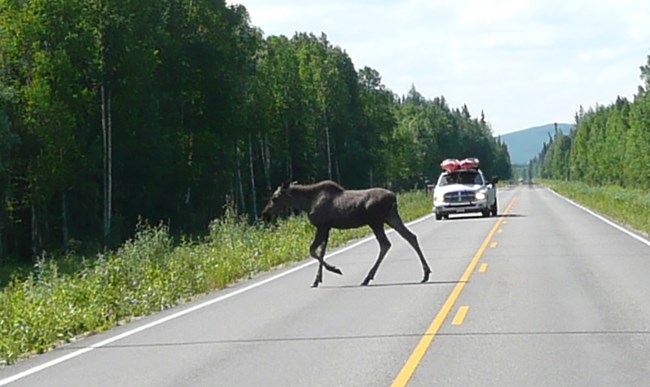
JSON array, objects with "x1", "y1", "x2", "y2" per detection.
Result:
[{"x1": 391, "y1": 197, "x2": 517, "y2": 386}]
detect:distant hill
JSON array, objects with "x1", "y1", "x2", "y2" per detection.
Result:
[{"x1": 499, "y1": 123, "x2": 573, "y2": 165}]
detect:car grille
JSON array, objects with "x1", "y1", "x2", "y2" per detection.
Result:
[{"x1": 443, "y1": 191, "x2": 474, "y2": 203}]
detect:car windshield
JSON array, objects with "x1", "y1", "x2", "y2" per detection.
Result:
[{"x1": 438, "y1": 171, "x2": 483, "y2": 186}]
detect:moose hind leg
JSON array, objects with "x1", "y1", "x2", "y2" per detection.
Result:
[
  {"x1": 309, "y1": 228, "x2": 341, "y2": 276},
  {"x1": 387, "y1": 214, "x2": 431, "y2": 283},
  {"x1": 309, "y1": 227, "x2": 341, "y2": 288},
  {"x1": 318, "y1": 232, "x2": 342, "y2": 275},
  {"x1": 362, "y1": 225, "x2": 391, "y2": 286}
]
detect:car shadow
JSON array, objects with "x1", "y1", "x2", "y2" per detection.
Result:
[
  {"x1": 440, "y1": 213, "x2": 526, "y2": 221},
  {"x1": 499, "y1": 213, "x2": 527, "y2": 218}
]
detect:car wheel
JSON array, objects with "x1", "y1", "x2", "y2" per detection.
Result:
[
  {"x1": 491, "y1": 200, "x2": 498, "y2": 216},
  {"x1": 435, "y1": 213, "x2": 442, "y2": 221},
  {"x1": 482, "y1": 209, "x2": 490, "y2": 217}
]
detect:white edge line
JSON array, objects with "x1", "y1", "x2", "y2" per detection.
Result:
[
  {"x1": 547, "y1": 187, "x2": 650, "y2": 247},
  {"x1": 0, "y1": 213, "x2": 435, "y2": 385}
]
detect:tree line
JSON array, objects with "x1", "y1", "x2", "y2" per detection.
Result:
[
  {"x1": 0, "y1": 0, "x2": 511, "y2": 262},
  {"x1": 532, "y1": 54, "x2": 650, "y2": 188}
]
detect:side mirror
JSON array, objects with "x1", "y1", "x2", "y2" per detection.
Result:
[{"x1": 491, "y1": 176, "x2": 499, "y2": 185}]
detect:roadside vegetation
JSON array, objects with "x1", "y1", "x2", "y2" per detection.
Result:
[
  {"x1": 0, "y1": 190, "x2": 431, "y2": 366},
  {"x1": 541, "y1": 180, "x2": 650, "y2": 237}
]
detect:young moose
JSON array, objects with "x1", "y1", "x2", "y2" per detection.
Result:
[{"x1": 261, "y1": 180, "x2": 432, "y2": 287}]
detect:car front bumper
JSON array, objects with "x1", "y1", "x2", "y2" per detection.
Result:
[{"x1": 433, "y1": 200, "x2": 488, "y2": 215}]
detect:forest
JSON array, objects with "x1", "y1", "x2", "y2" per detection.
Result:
[
  {"x1": 532, "y1": 55, "x2": 650, "y2": 188},
  {"x1": 0, "y1": 0, "x2": 512, "y2": 263}
]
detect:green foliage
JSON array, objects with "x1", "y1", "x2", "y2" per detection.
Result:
[
  {"x1": 0, "y1": 2, "x2": 511, "y2": 266},
  {"x1": 0, "y1": 190, "x2": 432, "y2": 365},
  {"x1": 391, "y1": 91, "x2": 512, "y2": 187},
  {"x1": 533, "y1": 52, "x2": 650, "y2": 190}
]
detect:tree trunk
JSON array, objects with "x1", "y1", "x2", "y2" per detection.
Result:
[
  {"x1": 259, "y1": 134, "x2": 271, "y2": 191},
  {"x1": 101, "y1": 84, "x2": 107, "y2": 236},
  {"x1": 284, "y1": 122, "x2": 293, "y2": 181},
  {"x1": 322, "y1": 106, "x2": 332, "y2": 180},
  {"x1": 325, "y1": 124, "x2": 332, "y2": 180},
  {"x1": 31, "y1": 202, "x2": 41, "y2": 258},
  {"x1": 236, "y1": 146, "x2": 246, "y2": 213},
  {"x1": 62, "y1": 190, "x2": 69, "y2": 251},
  {"x1": 0, "y1": 192, "x2": 5, "y2": 263},
  {"x1": 248, "y1": 133, "x2": 258, "y2": 216},
  {"x1": 184, "y1": 106, "x2": 192, "y2": 206},
  {"x1": 0, "y1": 219, "x2": 4, "y2": 265},
  {"x1": 101, "y1": 85, "x2": 113, "y2": 239},
  {"x1": 335, "y1": 156, "x2": 341, "y2": 184},
  {"x1": 107, "y1": 90, "x2": 113, "y2": 237}
]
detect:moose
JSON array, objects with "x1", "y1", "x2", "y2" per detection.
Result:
[{"x1": 261, "y1": 180, "x2": 432, "y2": 287}]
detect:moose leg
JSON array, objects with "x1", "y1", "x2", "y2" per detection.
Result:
[
  {"x1": 387, "y1": 214, "x2": 431, "y2": 283},
  {"x1": 309, "y1": 227, "x2": 341, "y2": 275},
  {"x1": 317, "y1": 232, "x2": 342, "y2": 275},
  {"x1": 309, "y1": 227, "x2": 340, "y2": 288},
  {"x1": 361, "y1": 224, "x2": 391, "y2": 286}
]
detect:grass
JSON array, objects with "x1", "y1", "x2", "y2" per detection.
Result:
[
  {"x1": 0, "y1": 189, "x2": 432, "y2": 366},
  {"x1": 0, "y1": 261, "x2": 30, "y2": 289},
  {"x1": 540, "y1": 180, "x2": 650, "y2": 237}
]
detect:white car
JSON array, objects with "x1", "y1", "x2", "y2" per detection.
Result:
[{"x1": 433, "y1": 169, "x2": 498, "y2": 220}]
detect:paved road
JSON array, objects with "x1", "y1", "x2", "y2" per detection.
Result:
[{"x1": 1, "y1": 185, "x2": 650, "y2": 386}]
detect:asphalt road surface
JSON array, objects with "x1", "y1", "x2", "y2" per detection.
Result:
[{"x1": 2, "y1": 184, "x2": 650, "y2": 386}]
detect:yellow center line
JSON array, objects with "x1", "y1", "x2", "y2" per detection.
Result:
[
  {"x1": 391, "y1": 197, "x2": 517, "y2": 387},
  {"x1": 490, "y1": 242, "x2": 497, "y2": 248},
  {"x1": 451, "y1": 306, "x2": 469, "y2": 325},
  {"x1": 478, "y1": 263, "x2": 488, "y2": 273}
]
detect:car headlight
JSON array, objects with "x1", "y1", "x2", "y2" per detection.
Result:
[{"x1": 475, "y1": 191, "x2": 487, "y2": 200}]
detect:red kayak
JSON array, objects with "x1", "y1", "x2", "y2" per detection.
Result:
[
  {"x1": 459, "y1": 157, "x2": 479, "y2": 170},
  {"x1": 440, "y1": 158, "x2": 460, "y2": 172},
  {"x1": 441, "y1": 157, "x2": 479, "y2": 172}
]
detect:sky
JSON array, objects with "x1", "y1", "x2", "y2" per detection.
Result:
[{"x1": 228, "y1": 0, "x2": 650, "y2": 135}]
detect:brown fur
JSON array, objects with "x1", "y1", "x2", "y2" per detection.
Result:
[{"x1": 262, "y1": 180, "x2": 431, "y2": 287}]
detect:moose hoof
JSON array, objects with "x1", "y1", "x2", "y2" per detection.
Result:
[
  {"x1": 421, "y1": 270, "x2": 431, "y2": 283},
  {"x1": 311, "y1": 282, "x2": 320, "y2": 288},
  {"x1": 361, "y1": 278, "x2": 372, "y2": 286},
  {"x1": 324, "y1": 264, "x2": 342, "y2": 275}
]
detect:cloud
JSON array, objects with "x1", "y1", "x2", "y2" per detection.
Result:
[
  {"x1": 233, "y1": 0, "x2": 650, "y2": 134},
  {"x1": 455, "y1": 0, "x2": 534, "y2": 24}
]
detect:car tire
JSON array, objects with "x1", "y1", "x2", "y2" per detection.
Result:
[
  {"x1": 435, "y1": 213, "x2": 443, "y2": 221},
  {"x1": 491, "y1": 200, "x2": 498, "y2": 217}
]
